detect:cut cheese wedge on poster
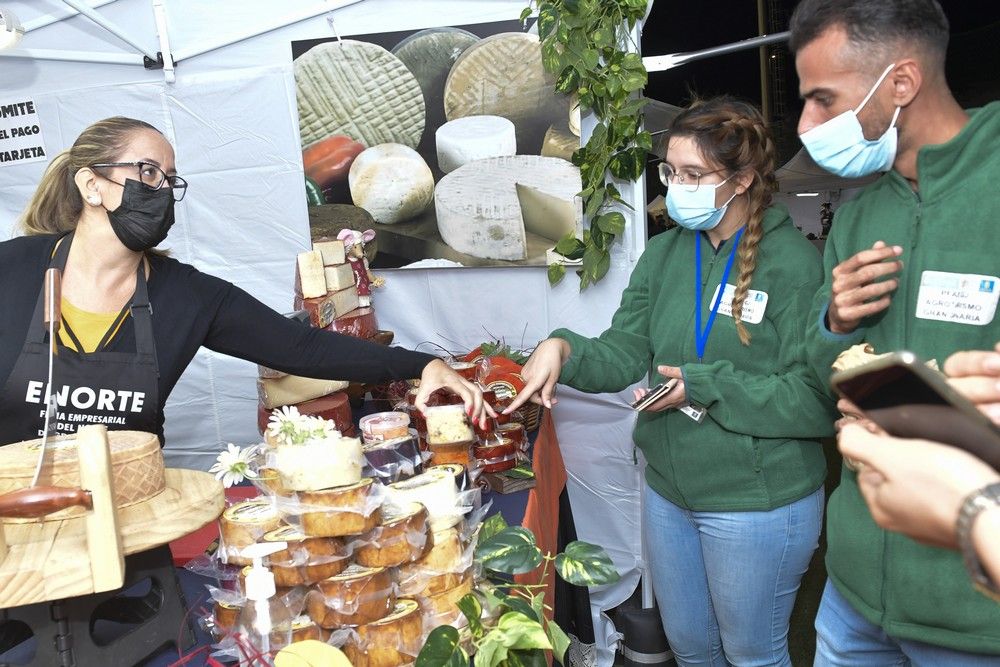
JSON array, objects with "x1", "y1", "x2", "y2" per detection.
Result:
[{"x1": 434, "y1": 155, "x2": 582, "y2": 261}]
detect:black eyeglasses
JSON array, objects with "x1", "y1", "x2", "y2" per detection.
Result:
[{"x1": 91, "y1": 161, "x2": 188, "y2": 201}]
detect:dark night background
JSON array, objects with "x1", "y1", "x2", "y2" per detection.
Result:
[{"x1": 641, "y1": 0, "x2": 1000, "y2": 166}]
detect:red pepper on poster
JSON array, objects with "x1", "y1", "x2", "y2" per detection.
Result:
[{"x1": 302, "y1": 135, "x2": 365, "y2": 189}]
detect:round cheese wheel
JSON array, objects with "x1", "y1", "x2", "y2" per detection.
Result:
[
  {"x1": 308, "y1": 564, "x2": 395, "y2": 628},
  {"x1": 435, "y1": 115, "x2": 516, "y2": 174},
  {"x1": 348, "y1": 143, "x2": 434, "y2": 224},
  {"x1": 295, "y1": 40, "x2": 425, "y2": 148},
  {"x1": 299, "y1": 478, "x2": 381, "y2": 537},
  {"x1": 355, "y1": 502, "x2": 431, "y2": 568},
  {"x1": 219, "y1": 499, "x2": 282, "y2": 566},
  {"x1": 444, "y1": 32, "x2": 567, "y2": 153},
  {"x1": 274, "y1": 435, "x2": 363, "y2": 492},
  {"x1": 262, "y1": 524, "x2": 348, "y2": 587},
  {"x1": 392, "y1": 27, "x2": 479, "y2": 140},
  {"x1": 0, "y1": 430, "x2": 165, "y2": 521},
  {"x1": 344, "y1": 599, "x2": 424, "y2": 667}
]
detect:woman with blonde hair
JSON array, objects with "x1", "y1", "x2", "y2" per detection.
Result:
[
  {"x1": 507, "y1": 97, "x2": 836, "y2": 666},
  {"x1": 0, "y1": 116, "x2": 489, "y2": 445}
]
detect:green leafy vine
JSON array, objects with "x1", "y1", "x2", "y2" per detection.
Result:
[{"x1": 523, "y1": 0, "x2": 650, "y2": 288}]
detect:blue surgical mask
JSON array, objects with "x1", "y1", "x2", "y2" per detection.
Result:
[
  {"x1": 800, "y1": 63, "x2": 901, "y2": 178},
  {"x1": 666, "y1": 175, "x2": 737, "y2": 231}
]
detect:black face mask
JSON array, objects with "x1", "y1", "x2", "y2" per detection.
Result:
[{"x1": 106, "y1": 178, "x2": 176, "y2": 252}]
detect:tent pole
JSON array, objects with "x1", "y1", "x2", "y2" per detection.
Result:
[
  {"x1": 23, "y1": 0, "x2": 122, "y2": 33},
  {"x1": 172, "y1": 0, "x2": 364, "y2": 62},
  {"x1": 0, "y1": 48, "x2": 144, "y2": 65},
  {"x1": 151, "y1": 0, "x2": 175, "y2": 83},
  {"x1": 643, "y1": 31, "x2": 789, "y2": 72},
  {"x1": 59, "y1": 0, "x2": 158, "y2": 61}
]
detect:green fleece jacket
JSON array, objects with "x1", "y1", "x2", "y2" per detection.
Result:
[
  {"x1": 806, "y1": 102, "x2": 1000, "y2": 654},
  {"x1": 553, "y1": 205, "x2": 837, "y2": 511}
]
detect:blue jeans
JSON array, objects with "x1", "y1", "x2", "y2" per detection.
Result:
[
  {"x1": 814, "y1": 579, "x2": 1000, "y2": 666},
  {"x1": 644, "y1": 483, "x2": 824, "y2": 667}
]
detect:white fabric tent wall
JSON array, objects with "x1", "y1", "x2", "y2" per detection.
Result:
[{"x1": 0, "y1": 2, "x2": 650, "y2": 663}]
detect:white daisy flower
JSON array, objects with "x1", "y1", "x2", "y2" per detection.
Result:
[{"x1": 209, "y1": 443, "x2": 259, "y2": 487}]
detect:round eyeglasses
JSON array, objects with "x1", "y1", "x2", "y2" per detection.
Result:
[
  {"x1": 90, "y1": 161, "x2": 188, "y2": 201},
  {"x1": 658, "y1": 163, "x2": 726, "y2": 193}
]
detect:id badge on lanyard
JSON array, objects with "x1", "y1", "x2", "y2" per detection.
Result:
[{"x1": 684, "y1": 228, "x2": 744, "y2": 423}]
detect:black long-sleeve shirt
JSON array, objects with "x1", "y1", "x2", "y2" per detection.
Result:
[{"x1": 0, "y1": 235, "x2": 436, "y2": 439}]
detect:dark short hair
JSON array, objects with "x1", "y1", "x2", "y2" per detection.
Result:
[{"x1": 788, "y1": 0, "x2": 949, "y2": 67}]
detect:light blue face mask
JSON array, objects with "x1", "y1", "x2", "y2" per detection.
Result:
[
  {"x1": 666, "y1": 175, "x2": 736, "y2": 231},
  {"x1": 800, "y1": 63, "x2": 901, "y2": 178}
]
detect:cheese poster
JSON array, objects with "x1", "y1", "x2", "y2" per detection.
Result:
[
  {"x1": 291, "y1": 20, "x2": 582, "y2": 268},
  {"x1": 0, "y1": 99, "x2": 47, "y2": 167}
]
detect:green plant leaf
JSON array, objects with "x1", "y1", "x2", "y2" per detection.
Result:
[
  {"x1": 555, "y1": 66, "x2": 579, "y2": 93},
  {"x1": 497, "y1": 612, "x2": 553, "y2": 650},
  {"x1": 581, "y1": 48, "x2": 600, "y2": 70},
  {"x1": 609, "y1": 149, "x2": 635, "y2": 180},
  {"x1": 584, "y1": 187, "x2": 606, "y2": 218},
  {"x1": 506, "y1": 649, "x2": 549, "y2": 667},
  {"x1": 415, "y1": 625, "x2": 467, "y2": 667},
  {"x1": 538, "y1": 4, "x2": 557, "y2": 39},
  {"x1": 519, "y1": 6, "x2": 532, "y2": 22},
  {"x1": 476, "y1": 631, "x2": 509, "y2": 667},
  {"x1": 635, "y1": 130, "x2": 653, "y2": 151},
  {"x1": 501, "y1": 593, "x2": 540, "y2": 621},
  {"x1": 545, "y1": 618, "x2": 572, "y2": 664},
  {"x1": 622, "y1": 69, "x2": 647, "y2": 92},
  {"x1": 505, "y1": 465, "x2": 535, "y2": 479},
  {"x1": 582, "y1": 245, "x2": 610, "y2": 283},
  {"x1": 548, "y1": 262, "x2": 567, "y2": 286},
  {"x1": 555, "y1": 540, "x2": 621, "y2": 586},
  {"x1": 596, "y1": 211, "x2": 626, "y2": 236},
  {"x1": 479, "y1": 512, "x2": 508, "y2": 545},
  {"x1": 619, "y1": 96, "x2": 650, "y2": 116},
  {"x1": 476, "y1": 526, "x2": 543, "y2": 574},
  {"x1": 457, "y1": 593, "x2": 484, "y2": 639},
  {"x1": 563, "y1": 0, "x2": 581, "y2": 14},
  {"x1": 554, "y1": 234, "x2": 585, "y2": 259}
]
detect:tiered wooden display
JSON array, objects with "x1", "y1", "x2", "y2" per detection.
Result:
[{"x1": 0, "y1": 426, "x2": 223, "y2": 608}]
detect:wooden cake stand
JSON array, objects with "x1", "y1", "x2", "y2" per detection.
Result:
[{"x1": 0, "y1": 425, "x2": 224, "y2": 610}]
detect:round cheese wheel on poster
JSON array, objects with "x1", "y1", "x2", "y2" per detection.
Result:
[
  {"x1": 435, "y1": 115, "x2": 516, "y2": 173},
  {"x1": 349, "y1": 144, "x2": 435, "y2": 224}
]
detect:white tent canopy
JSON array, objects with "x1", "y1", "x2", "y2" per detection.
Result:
[{"x1": 0, "y1": 1, "x2": 650, "y2": 663}]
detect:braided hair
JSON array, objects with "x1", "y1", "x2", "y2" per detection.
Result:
[{"x1": 667, "y1": 97, "x2": 778, "y2": 345}]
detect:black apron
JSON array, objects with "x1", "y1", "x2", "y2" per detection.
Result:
[{"x1": 0, "y1": 232, "x2": 160, "y2": 445}]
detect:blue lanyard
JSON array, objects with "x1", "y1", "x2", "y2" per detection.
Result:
[{"x1": 694, "y1": 228, "x2": 744, "y2": 362}]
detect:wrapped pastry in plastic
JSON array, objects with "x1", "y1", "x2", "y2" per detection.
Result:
[
  {"x1": 262, "y1": 524, "x2": 350, "y2": 587},
  {"x1": 395, "y1": 527, "x2": 474, "y2": 597},
  {"x1": 423, "y1": 404, "x2": 474, "y2": 444},
  {"x1": 217, "y1": 498, "x2": 282, "y2": 566},
  {"x1": 355, "y1": 502, "x2": 432, "y2": 568},
  {"x1": 307, "y1": 564, "x2": 396, "y2": 628},
  {"x1": 344, "y1": 599, "x2": 424, "y2": 667},
  {"x1": 293, "y1": 478, "x2": 384, "y2": 537},
  {"x1": 386, "y1": 468, "x2": 471, "y2": 532}
]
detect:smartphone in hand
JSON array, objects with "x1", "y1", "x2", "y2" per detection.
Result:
[
  {"x1": 831, "y1": 350, "x2": 1000, "y2": 470},
  {"x1": 631, "y1": 379, "x2": 678, "y2": 412}
]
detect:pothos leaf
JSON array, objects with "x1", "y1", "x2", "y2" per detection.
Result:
[
  {"x1": 546, "y1": 618, "x2": 572, "y2": 664},
  {"x1": 496, "y1": 611, "x2": 553, "y2": 650},
  {"x1": 555, "y1": 540, "x2": 621, "y2": 586},
  {"x1": 479, "y1": 513, "x2": 508, "y2": 545},
  {"x1": 548, "y1": 262, "x2": 567, "y2": 286},
  {"x1": 415, "y1": 625, "x2": 467, "y2": 667},
  {"x1": 456, "y1": 593, "x2": 484, "y2": 639},
  {"x1": 476, "y1": 526, "x2": 543, "y2": 574}
]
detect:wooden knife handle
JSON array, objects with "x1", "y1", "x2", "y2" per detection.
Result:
[{"x1": 0, "y1": 486, "x2": 93, "y2": 519}]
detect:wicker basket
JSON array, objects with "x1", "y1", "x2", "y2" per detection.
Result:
[{"x1": 0, "y1": 431, "x2": 166, "y2": 522}]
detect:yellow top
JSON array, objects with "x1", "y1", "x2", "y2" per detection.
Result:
[{"x1": 58, "y1": 298, "x2": 128, "y2": 353}]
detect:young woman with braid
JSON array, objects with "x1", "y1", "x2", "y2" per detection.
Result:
[{"x1": 507, "y1": 97, "x2": 837, "y2": 667}]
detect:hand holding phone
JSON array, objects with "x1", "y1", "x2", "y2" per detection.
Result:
[
  {"x1": 631, "y1": 379, "x2": 678, "y2": 412},
  {"x1": 831, "y1": 351, "x2": 1000, "y2": 470}
]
